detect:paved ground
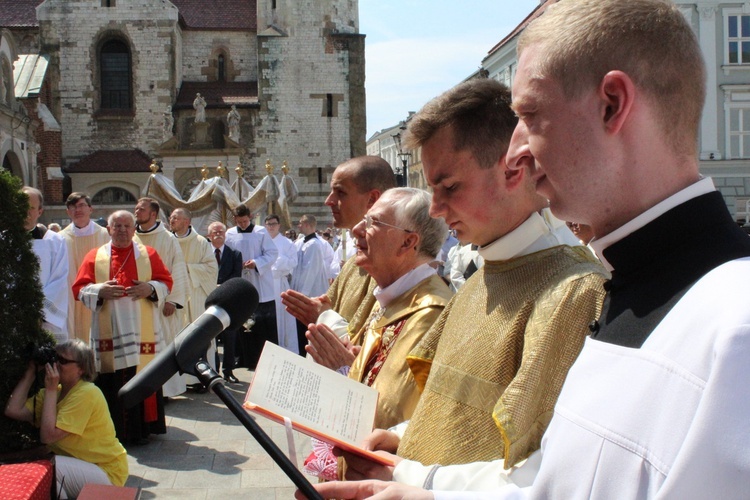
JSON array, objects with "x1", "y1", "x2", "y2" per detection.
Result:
[{"x1": 124, "y1": 366, "x2": 313, "y2": 499}]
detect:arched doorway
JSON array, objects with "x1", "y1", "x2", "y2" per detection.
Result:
[{"x1": 1, "y1": 150, "x2": 24, "y2": 183}]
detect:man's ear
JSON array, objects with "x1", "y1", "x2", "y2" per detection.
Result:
[
  {"x1": 599, "y1": 70, "x2": 635, "y2": 135},
  {"x1": 367, "y1": 190, "x2": 381, "y2": 209},
  {"x1": 399, "y1": 232, "x2": 420, "y2": 255},
  {"x1": 503, "y1": 156, "x2": 526, "y2": 190}
]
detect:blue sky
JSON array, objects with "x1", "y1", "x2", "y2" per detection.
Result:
[{"x1": 359, "y1": 0, "x2": 540, "y2": 139}]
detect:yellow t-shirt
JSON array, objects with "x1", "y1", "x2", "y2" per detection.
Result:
[{"x1": 26, "y1": 380, "x2": 128, "y2": 486}]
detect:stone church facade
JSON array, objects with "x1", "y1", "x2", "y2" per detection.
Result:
[{"x1": 0, "y1": 0, "x2": 365, "y2": 226}]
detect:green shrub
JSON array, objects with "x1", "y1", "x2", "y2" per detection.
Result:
[{"x1": 0, "y1": 171, "x2": 54, "y2": 453}]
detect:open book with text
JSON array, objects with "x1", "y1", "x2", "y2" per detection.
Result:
[{"x1": 243, "y1": 341, "x2": 394, "y2": 466}]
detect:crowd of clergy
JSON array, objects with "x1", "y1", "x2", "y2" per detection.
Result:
[{"x1": 16, "y1": 1, "x2": 750, "y2": 497}]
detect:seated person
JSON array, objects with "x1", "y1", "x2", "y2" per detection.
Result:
[
  {"x1": 5, "y1": 339, "x2": 128, "y2": 498},
  {"x1": 303, "y1": 188, "x2": 453, "y2": 479}
]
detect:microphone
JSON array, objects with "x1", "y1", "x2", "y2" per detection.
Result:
[{"x1": 119, "y1": 278, "x2": 259, "y2": 409}]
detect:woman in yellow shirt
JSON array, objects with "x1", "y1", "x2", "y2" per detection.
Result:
[{"x1": 5, "y1": 339, "x2": 128, "y2": 498}]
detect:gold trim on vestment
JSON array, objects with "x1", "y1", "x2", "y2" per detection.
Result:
[{"x1": 94, "y1": 243, "x2": 154, "y2": 373}]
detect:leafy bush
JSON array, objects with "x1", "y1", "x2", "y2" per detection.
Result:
[{"x1": 0, "y1": 171, "x2": 54, "y2": 454}]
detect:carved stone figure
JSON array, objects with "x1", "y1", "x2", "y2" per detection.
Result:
[
  {"x1": 163, "y1": 105, "x2": 174, "y2": 141},
  {"x1": 193, "y1": 93, "x2": 206, "y2": 123},
  {"x1": 227, "y1": 105, "x2": 241, "y2": 142}
]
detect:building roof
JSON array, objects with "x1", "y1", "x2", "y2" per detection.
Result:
[
  {"x1": 14, "y1": 53, "x2": 48, "y2": 98},
  {"x1": 172, "y1": 0, "x2": 256, "y2": 31},
  {"x1": 175, "y1": 81, "x2": 259, "y2": 109},
  {"x1": 66, "y1": 149, "x2": 153, "y2": 173},
  {"x1": 366, "y1": 123, "x2": 403, "y2": 144},
  {"x1": 0, "y1": 0, "x2": 41, "y2": 28},
  {"x1": 483, "y1": 0, "x2": 558, "y2": 61},
  {"x1": 0, "y1": 0, "x2": 256, "y2": 31}
]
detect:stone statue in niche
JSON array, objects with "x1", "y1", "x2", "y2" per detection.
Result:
[
  {"x1": 227, "y1": 105, "x2": 241, "y2": 142},
  {"x1": 193, "y1": 93, "x2": 206, "y2": 123},
  {"x1": 163, "y1": 105, "x2": 174, "y2": 141}
]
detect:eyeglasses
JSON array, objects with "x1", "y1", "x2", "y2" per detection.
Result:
[
  {"x1": 265, "y1": 222, "x2": 280, "y2": 226},
  {"x1": 56, "y1": 356, "x2": 77, "y2": 365},
  {"x1": 363, "y1": 214, "x2": 413, "y2": 233}
]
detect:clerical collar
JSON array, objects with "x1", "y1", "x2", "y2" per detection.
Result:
[
  {"x1": 478, "y1": 208, "x2": 579, "y2": 262},
  {"x1": 373, "y1": 263, "x2": 436, "y2": 309},
  {"x1": 590, "y1": 177, "x2": 714, "y2": 272},
  {"x1": 72, "y1": 220, "x2": 98, "y2": 236},
  {"x1": 173, "y1": 227, "x2": 192, "y2": 238},
  {"x1": 237, "y1": 223, "x2": 255, "y2": 233},
  {"x1": 30, "y1": 226, "x2": 44, "y2": 239},
  {"x1": 137, "y1": 221, "x2": 160, "y2": 233},
  {"x1": 304, "y1": 232, "x2": 317, "y2": 243}
]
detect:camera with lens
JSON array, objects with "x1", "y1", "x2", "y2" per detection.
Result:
[{"x1": 27, "y1": 343, "x2": 58, "y2": 366}]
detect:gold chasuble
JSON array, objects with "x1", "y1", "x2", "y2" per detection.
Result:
[
  {"x1": 94, "y1": 243, "x2": 156, "y2": 373},
  {"x1": 399, "y1": 246, "x2": 607, "y2": 468},
  {"x1": 348, "y1": 274, "x2": 452, "y2": 430},
  {"x1": 326, "y1": 256, "x2": 377, "y2": 346}
]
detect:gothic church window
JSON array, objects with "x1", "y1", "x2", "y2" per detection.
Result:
[
  {"x1": 100, "y1": 39, "x2": 131, "y2": 109},
  {"x1": 218, "y1": 54, "x2": 226, "y2": 81},
  {"x1": 93, "y1": 187, "x2": 136, "y2": 204}
]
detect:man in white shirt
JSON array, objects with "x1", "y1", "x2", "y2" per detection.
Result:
[
  {"x1": 225, "y1": 204, "x2": 278, "y2": 368},
  {"x1": 60, "y1": 192, "x2": 110, "y2": 343},
  {"x1": 22, "y1": 186, "x2": 69, "y2": 342},
  {"x1": 307, "y1": 0, "x2": 750, "y2": 498},
  {"x1": 263, "y1": 214, "x2": 298, "y2": 353},
  {"x1": 291, "y1": 214, "x2": 330, "y2": 355}
]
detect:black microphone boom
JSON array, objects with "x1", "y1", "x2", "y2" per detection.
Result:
[{"x1": 118, "y1": 278, "x2": 258, "y2": 409}]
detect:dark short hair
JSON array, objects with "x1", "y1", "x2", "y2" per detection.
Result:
[
  {"x1": 233, "y1": 204, "x2": 251, "y2": 218},
  {"x1": 66, "y1": 192, "x2": 92, "y2": 208},
  {"x1": 405, "y1": 78, "x2": 516, "y2": 169},
  {"x1": 265, "y1": 214, "x2": 280, "y2": 224}
]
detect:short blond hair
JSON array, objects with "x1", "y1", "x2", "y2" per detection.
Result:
[{"x1": 519, "y1": 0, "x2": 705, "y2": 155}]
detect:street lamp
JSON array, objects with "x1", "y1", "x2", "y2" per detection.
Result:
[{"x1": 391, "y1": 126, "x2": 411, "y2": 187}]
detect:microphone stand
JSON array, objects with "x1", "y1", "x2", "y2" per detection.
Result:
[{"x1": 192, "y1": 360, "x2": 323, "y2": 500}]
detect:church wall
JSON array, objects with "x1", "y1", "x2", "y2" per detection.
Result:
[
  {"x1": 181, "y1": 31, "x2": 258, "y2": 83},
  {"x1": 255, "y1": 0, "x2": 364, "y2": 225},
  {"x1": 36, "y1": 0, "x2": 180, "y2": 165}
]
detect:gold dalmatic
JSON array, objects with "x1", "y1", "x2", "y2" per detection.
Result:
[{"x1": 399, "y1": 246, "x2": 607, "y2": 468}]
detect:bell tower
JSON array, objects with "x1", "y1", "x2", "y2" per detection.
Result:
[{"x1": 255, "y1": 0, "x2": 365, "y2": 223}]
